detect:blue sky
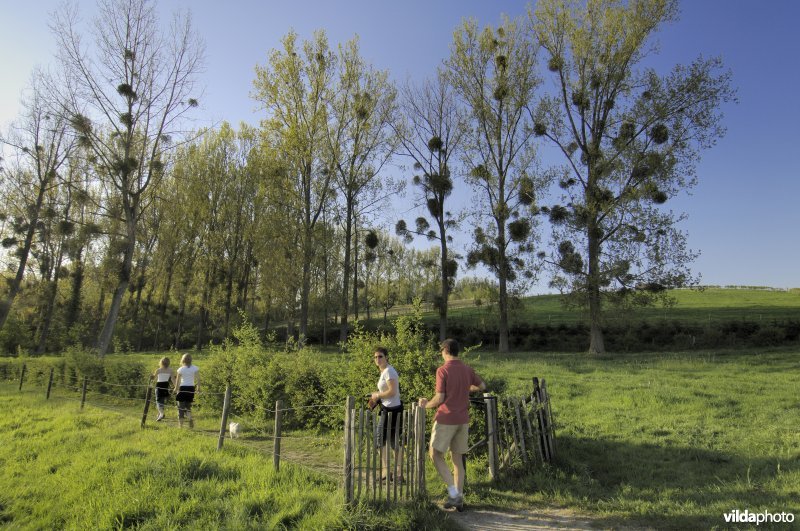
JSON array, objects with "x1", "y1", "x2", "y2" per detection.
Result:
[{"x1": 2, "y1": 1, "x2": 798, "y2": 291}]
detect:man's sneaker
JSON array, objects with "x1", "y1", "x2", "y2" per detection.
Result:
[{"x1": 444, "y1": 494, "x2": 463, "y2": 510}]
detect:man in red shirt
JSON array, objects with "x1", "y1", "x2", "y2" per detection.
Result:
[{"x1": 419, "y1": 338, "x2": 486, "y2": 510}]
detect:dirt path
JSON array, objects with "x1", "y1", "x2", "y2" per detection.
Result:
[{"x1": 448, "y1": 506, "x2": 651, "y2": 530}]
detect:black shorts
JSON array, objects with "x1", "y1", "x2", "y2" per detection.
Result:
[
  {"x1": 378, "y1": 404, "x2": 404, "y2": 449},
  {"x1": 176, "y1": 385, "x2": 195, "y2": 404},
  {"x1": 155, "y1": 381, "x2": 170, "y2": 404}
]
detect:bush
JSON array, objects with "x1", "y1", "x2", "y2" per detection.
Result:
[{"x1": 104, "y1": 358, "x2": 149, "y2": 399}]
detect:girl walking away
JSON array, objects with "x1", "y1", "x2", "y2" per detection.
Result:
[
  {"x1": 173, "y1": 353, "x2": 200, "y2": 428},
  {"x1": 153, "y1": 357, "x2": 175, "y2": 421}
]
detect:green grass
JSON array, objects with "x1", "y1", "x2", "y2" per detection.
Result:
[
  {"x1": 369, "y1": 288, "x2": 800, "y2": 329},
  {"x1": 0, "y1": 382, "x2": 458, "y2": 530},
  {"x1": 458, "y1": 346, "x2": 800, "y2": 529}
]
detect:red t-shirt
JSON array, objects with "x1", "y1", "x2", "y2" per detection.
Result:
[{"x1": 434, "y1": 359, "x2": 481, "y2": 425}]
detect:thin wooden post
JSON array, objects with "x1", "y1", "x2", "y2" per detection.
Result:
[
  {"x1": 409, "y1": 406, "x2": 416, "y2": 498},
  {"x1": 343, "y1": 395, "x2": 355, "y2": 504},
  {"x1": 273, "y1": 400, "x2": 283, "y2": 472},
  {"x1": 140, "y1": 375, "x2": 154, "y2": 429},
  {"x1": 80, "y1": 377, "x2": 88, "y2": 410},
  {"x1": 371, "y1": 409, "x2": 378, "y2": 500},
  {"x1": 513, "y1": 397, "x2": 528, "y2": 465},
  {"x1": 216, "y1": 385, "x2": 232, "y2": 450},
  {"x1": 533, "y1": 379, "x2": 551, "y2": 462},
  {"x1": 505, "y1": 397, "x2": 521, "y2": 462},
  {"x1": 542, "y1": 378, "x2": 556, "y2": 459},
  {"x1": 356, "y1": 406, "x2": 364, "y2": 500},
  {"x1": 45, "y1": 368, "x2": 54, "y2": 399},
  {"x1": 521, "y1": 396, "x2": 541, "y2": 464},
  {"x1": 365, "y1": 407, "x2": 372, "y2": 499},
  {"x1": 415, "y1": 404, "x2": 426, "y2": 497},
  {"x1": 140, "y1": 385, "x2": 153, "y2": 428},
  {"x1": 484, "y1": 394, "x2": 499, "y2": 480},
  {"x1": 392, "y1": 411, "x2": 400, "y2": 502},
  {"x1": 18, "y1": 363, "x2": 26, "y2": 391}
]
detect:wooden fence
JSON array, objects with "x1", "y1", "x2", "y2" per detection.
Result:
[
  {"x1": 343, "y1": 377, "x2": 556, "y2": 504},
  {"x1": 343, "y1": 397, "x2": 427, "y2": 504}
]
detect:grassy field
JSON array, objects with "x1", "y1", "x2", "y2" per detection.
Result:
[
  {"x1": 3, "y1": 346, "x2": 799, "y2": 529},
  {"x1": 0, "y1": 382, "x2": 458, "y2": 530},
  {"x1": 460, "y1": 346, "x2": 800, "y2": 529},
  {"x1": 372, "y1": 288, "x2": 800, "y2": 329},
  {"x1": 3, "y1": 284, "x2": 800, "y2": 530}
]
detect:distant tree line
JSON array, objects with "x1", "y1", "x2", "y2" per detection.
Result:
[{"x1": 0, "y1": 0, "x2": 734, "y2": 355}]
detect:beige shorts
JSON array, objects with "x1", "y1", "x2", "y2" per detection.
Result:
[{"x1": 430, "y1": 422, "x2": 469, "y2": 454}]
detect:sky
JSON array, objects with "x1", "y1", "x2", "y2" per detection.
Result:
[{"x1": 1, "y1": 0, "x2": 799, "y2": 291}]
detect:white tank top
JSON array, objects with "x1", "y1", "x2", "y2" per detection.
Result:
[
  {"x1": 177, "y1": 365, "x2": 199, "y2": 386},
  {"x1": 156, "y1": 370, "x2": 172, "y2": 383}
]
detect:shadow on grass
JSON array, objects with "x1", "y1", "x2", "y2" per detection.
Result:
[{"x1": 468, "y1": 434, "x2": 800, "y2": 530}]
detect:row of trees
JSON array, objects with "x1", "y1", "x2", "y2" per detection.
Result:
[{"x1": 0, "y1": 0, "x2": 734, "y2": 355}]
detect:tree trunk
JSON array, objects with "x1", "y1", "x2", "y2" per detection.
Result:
[
  {"x1": 65, "y1": 246, "x2": 85, "y2": 330},
  {"x1": 36, "y1": 243, "x2": 66, "y2": 354},
  {"x1": 339, "y1": 210, "x2": 353, "y2": 343},
  {"x1": 497, "y1": 272, "x2": 509, "y2": 353},
  {"x1": 0, "y1": 184, "x2": 47, "y2": 332},
  {"x1": 96, "y1": 241, "x2": 134, "y2": 356},
  {"x1": 352, "y1": 222, "x2": 359, "y2": 321},
  {"x1": 153, "y1": 260, "x2": 174, "y2": 349},
  {"x1": 587, "y1": 224, "x2": 605, "y2": 354},
  {"x1": 439, "y1": 229, "x2": 449, "y2": 342},
  {"x1": 298, "y1": 236, "x2": 312, "y2": 345},
  {"x1": 196, "y1": 267, "x2": 211, "y2": 349}
]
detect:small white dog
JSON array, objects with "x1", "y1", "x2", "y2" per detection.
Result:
[{"x1": 229, "y1": 422, "x2": 241, "y2": 439}]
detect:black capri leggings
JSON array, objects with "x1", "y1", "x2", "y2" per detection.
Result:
[{"x1": 378, "y1": 404, "x2": 404, "y2": 449}]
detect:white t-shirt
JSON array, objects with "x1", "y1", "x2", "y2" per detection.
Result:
[
  {"x1": 177, "y1": 365, "x2": 199, "y2": 386},
  {"x1": 377, "y1": 365, "x2": 401, "y2": 408}
]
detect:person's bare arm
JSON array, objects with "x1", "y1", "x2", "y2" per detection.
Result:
[{"x1": 418, "y1": 392, "x2": 445, "y2": 409}]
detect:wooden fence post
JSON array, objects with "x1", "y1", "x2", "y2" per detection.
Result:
[
  {"x1": 356, "y1": 406, "x2": 364, "y2": 501},
  {"x1": 216, "y1": 385, "x2": 232, "y2": 450},
  {"x1": 541, "y1": 380, "x2": 556, "y2": 459},
  {"x1": 484, "y1": 394, "x2": 499, "y2": 480},
  {"x1": 513, "y1": 397, "x2": 528, "y2": 465},
  {"x1": 45, "y1": 368, "x2": 54, "y2": 399},
  {"x1": 273, "y1": 400, "x2": 283, "y2": 472},
  {"x1": 18, "y1": 363, "x2": 26, "y2": 391},
  {"x1": 532, "y1": 378, "x2": 551, "y2": 462},
  {"x1": 80, "y1": 377, "x2": 88, "y2": 410},
  {"x1": 343, "y1": 395, "x2": 355, "y2": 504},
  {"x1": 415, "y1": 404, "x2": 426, "y2": 497},
  {"x1": 140, "y1": 385, "x2": 153, "y2": 429}
]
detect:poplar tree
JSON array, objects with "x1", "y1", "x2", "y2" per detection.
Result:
[
  {"x1": 531, "y1": 0, "x2": 735, "y2": 353},
  {"x1": 447, "y1": 17, "x2": 545, "y2": 353},
  {"x1": 51, "y1": 0, "x2": 203, "y2": 355},
  {"x1": 395, "y1": 72, "x2": 467, "y2": 341}
]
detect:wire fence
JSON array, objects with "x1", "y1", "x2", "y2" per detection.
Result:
[
  {"x1": 3, "y1": 363, "x2": 558, "y2": 504},
  {"x1": 2, "y1": 364, "x2": 346, "y2": 483}
]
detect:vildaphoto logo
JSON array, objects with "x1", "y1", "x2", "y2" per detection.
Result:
[{"x1": 723, "y1": 509, "x2": 795, "y2": 525}]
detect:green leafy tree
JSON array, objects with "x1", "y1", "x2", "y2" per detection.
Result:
[
  {"x1": 253, "y1": 30, "x2": 336, "y2": 345},
  {"x1": 326, "y1": 37, "x2": 398, "y2": 343},
  {"x1": 0, "y1": 72, "x2": 74, "y2": 335},
  {"x1": 531, "y1": 0, "x2": 736, "y2": 353},
  {"x1": 447, "y1": 17, "x2": 545, "y2": 352}
]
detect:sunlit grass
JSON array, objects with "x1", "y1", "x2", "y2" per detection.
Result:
[{"x1": 460, "y1": 346, "x2": 800, "y2": 529}]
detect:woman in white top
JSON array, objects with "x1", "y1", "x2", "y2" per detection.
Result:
[
  {"x1": 153, "y1": 357, "x2": 175, "y2": 421},
  {"x1": 369, "y1": 346, "x2": 403, "y2": 482},
  {"x1": 173, "y1": 353, "x2": 200, "y2": 428}
]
